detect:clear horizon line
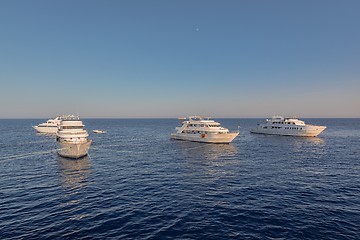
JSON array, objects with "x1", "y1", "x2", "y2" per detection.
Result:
[{"x1": 0, "y1": 117, "x2": 359, "y2": 120}]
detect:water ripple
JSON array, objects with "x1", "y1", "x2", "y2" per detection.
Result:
[{"x1": 0, "y1": 119, "x2": 359, "y2": 239}]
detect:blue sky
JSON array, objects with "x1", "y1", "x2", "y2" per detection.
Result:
[{"x1": 0, "y1": 0, "x2": 359, "y2": 118}]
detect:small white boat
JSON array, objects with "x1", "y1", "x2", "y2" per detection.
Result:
[
  {"x1": 33, "y1": 116, "x2": 63, "y2": 134},
  {"x1": 251, "y1": 116, "x2": 326, "y2": 137},
  {"x1": 170, "y1": 116, "x2": 239, "y2": 144},
  {"x1": 56, "y1": 115, "x2": 92, "y2": 159},
  {"x1": 93, "y1": 130, "x2": 106, "y2": 134}
]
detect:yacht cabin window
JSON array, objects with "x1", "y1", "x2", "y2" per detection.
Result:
[{"x1": 62, "y1": 126, "x2": 83, "y2": 129}]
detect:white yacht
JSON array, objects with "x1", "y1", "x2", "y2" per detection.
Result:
[
  {"x1": 56, "y1": 115, "x2": 92, "y2": 159},
  {"x1": 170, "y1": 116, "x2": 239, "y2": 143},
  {"x1": 93, "y1": 130, "x2": 106, "y2": 134},
  {"x1": 251, "y1": 116, "x2": 326, "y2": 137},
  {"x1": 33, "y1": 116, "x2": 63, "y2": 134}
]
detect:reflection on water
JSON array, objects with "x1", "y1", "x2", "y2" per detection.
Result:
[
  {"x1": 299, "y1": 136, "x2": 325, "y2": 145},
  {"x1": 290, "y1": 137, "x2": 326, "y2": 157},
  {"x1": 57, "y1": 156, "x2": 92, "y2": 222},
  {"x1": 174, "y1": 142, "x2": 239, "y2": 180},
  {"x1": 57, "y1": 156, "x2": 92, "y2": 191},
  {"x1": 256, "y1": 134, "x2": 326, "y2": 153},
  {"x1": 174, "y1": 141, "x2": 238, "y2": 160}
]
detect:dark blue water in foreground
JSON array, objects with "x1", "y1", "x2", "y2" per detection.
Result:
[{"x1": 0, "y1": 119, "x2": 359, "y2": 239}]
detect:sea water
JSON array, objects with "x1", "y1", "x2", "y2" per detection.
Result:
[{"x1": 0, "y1": 119, "x2": 359, "y2": 239}]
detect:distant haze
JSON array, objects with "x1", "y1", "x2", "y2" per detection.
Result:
[{"x1": 1, "y1": 1, "x2": 359, "y2": 118}]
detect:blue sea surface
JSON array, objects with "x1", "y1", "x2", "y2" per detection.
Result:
[{"x1": 0, "y1": 119, "x2": 359, "y2": 239}]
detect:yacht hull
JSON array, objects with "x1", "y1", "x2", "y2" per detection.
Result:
[
  {"x1": 33, "y1": 126, "x2": 58, "y2": 134},
  {"x1": 58, "y1": 140, "x2": 92, "y2": 159},
  {"x1": 171, "y1": 132, "x2": 239, "y2": 144},
  {"x1": 250, "y1": 125, "x2": 326, "y2": 137}
]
